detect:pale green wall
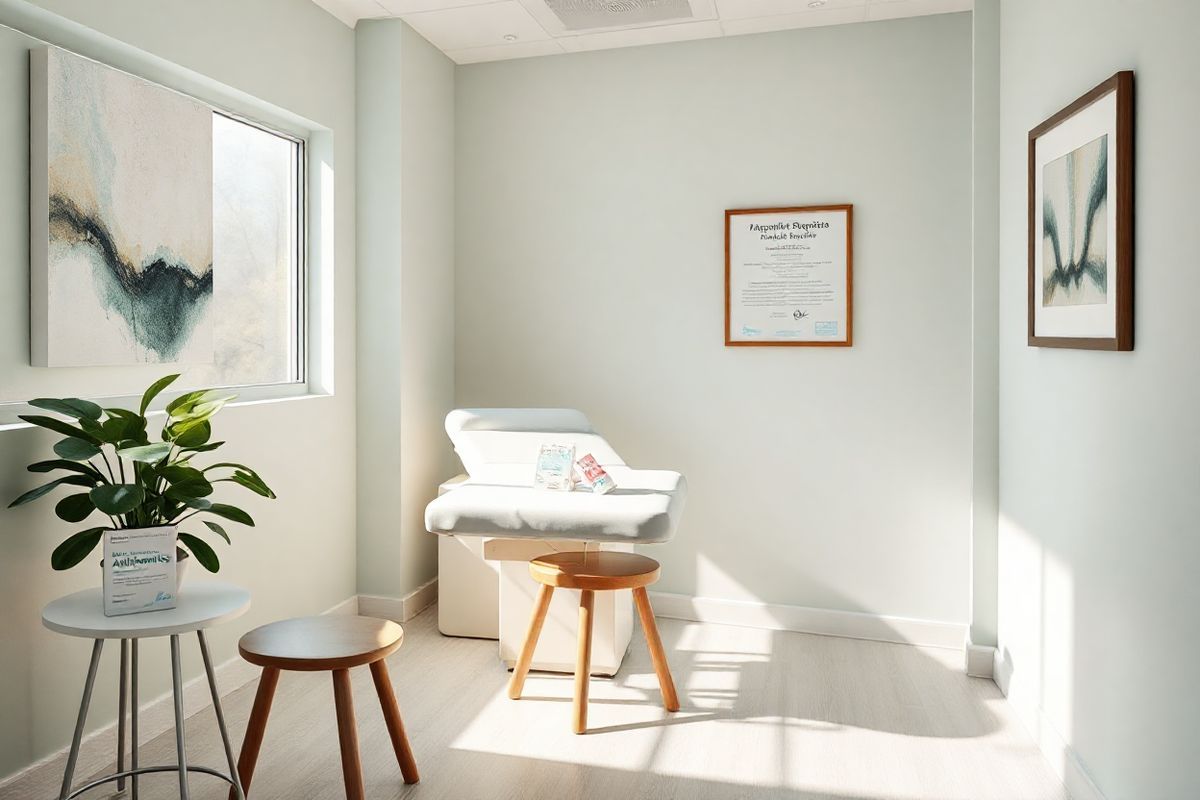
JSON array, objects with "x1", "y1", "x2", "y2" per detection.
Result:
[
  {"x1": 355, "y1": 19, "x2": 456, "y2": 601},
  {"x1": 0, "y1": 0, "x2": 357, "y2": 779},
  {"x1": 997, "y1": 2, "x2": 1200, "y2": 798},
  {"x1": 454, "y1": 14, "x2": 975, "y2": 626}
]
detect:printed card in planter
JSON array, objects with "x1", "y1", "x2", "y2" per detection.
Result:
[{"x1": 103, "y1": 526, "x2": 177, "y2": 616}]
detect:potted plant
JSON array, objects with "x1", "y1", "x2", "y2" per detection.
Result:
[{"x1": 8, "y1": 374, "x2": 275, "y2": 585}]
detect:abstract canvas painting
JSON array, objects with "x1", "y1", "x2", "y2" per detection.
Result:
[
  {"x1": 1042, "y1": 135, "x2": 1107, "y2": 307},
  {"x1": 31, "y1": 47, "x2": 213, "y2": 367},
  {"x1": 1027, "y1": 70, "x2": 1133, "y2": 351}
]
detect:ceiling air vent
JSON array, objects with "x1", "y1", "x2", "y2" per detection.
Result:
[{"x1": 542, "y1": 0, "x2": 695, "y2": 31}]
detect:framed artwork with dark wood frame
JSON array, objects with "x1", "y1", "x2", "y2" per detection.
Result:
[
  {"x1": 1028, "y1": 70, "x2": 1134, "y2": 350},
  {"x1": 725, "y1": 205, "x2": 853, "y2": 347}
]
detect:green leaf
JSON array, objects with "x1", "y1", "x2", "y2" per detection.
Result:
[
  {"x1": 18, "y1": 415, "x2": 101, "y2": 444},
  {"x1": 171, "y1": 421, "x2": 212, "y2": 448},
  {"x1": 89, "y1": 484, "x2": 145, "y2": 515},
  {"x1": 184, "y1": 497, "x2": 213, "y2": 510},
  {"x1": 205, "y1": 462, "x2": 277, "y2": 499},
  {"x1": 28, "y1": 459, "x2": 105, "y2": 480},
  {"x1": 165, "y1": 479, "x2": 214, "y2": 501},
  {"x1": 206, "y1": 503, "x2": 254, "y2": 527},
  {"x1": 229, "y1": 472, "x2": 274, "y2": 498},
  {"x1": 140, "y1": 374, "x2": 180, "y2": 415},
  {"x1": 182, "y1": 440, "x2": 224, "y2": 453},
  {"x1": 178, "y1": 532, "x2": 220, "y2": 572},
  {"x1": 53, "y1": 437, "x2": 101, "y2": 461},
  {"x1": 100, "y1": 413, "x2": 147, "y2": 445},
  {"x1": 159, "y1": 464, "x2": 205, "y2": 483},
  {"x1": 55, "y1": 493, "x2": 96, "y2": 523},
  {"x1": 51, "y1": 527, "x2": 106, "y2": 570},
  {"x1": 165, "y1": 389, "x2": 209, "y2": 416},
  {"x1": 116, "y1": 442, "x2": 173, "y2": 463},
  {"x1": 203, "y1": 520, "x2": 231, "y2": 545},
  {"x1": 29, "y1": 397, "x2": 102, "y2": 420},
  {"x1": 9, "y1": 475, "x2": 95, "y2": 507}
]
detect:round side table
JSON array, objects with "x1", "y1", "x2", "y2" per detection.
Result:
[{"x1": 42, "y1": 581, "x2": 251, "y2": 800}]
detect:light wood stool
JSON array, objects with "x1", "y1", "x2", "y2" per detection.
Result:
[
  {"x1": 230, "y1": 616, "x2": 420, "y2": 800},
  {"x1": 507, "y1": 551, "x2": 680, "y2": 734}
]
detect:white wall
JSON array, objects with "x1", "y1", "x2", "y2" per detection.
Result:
[
  {"x1": 356, "y1": 19, "x2": 456, "y2": 601},
  {"x1": 0, "y1": 0, "x2": 357, "y2": 780},
  {"x1": 996, "y1": 2, "x2": 1200, "y2": 798},
  {"x1": 456, "y1": 14, "x2": 974, "y2": 627}
]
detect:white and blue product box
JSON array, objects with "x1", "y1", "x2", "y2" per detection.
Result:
[
  {"x1": 103, "y1": 526, "x2": 178, "y2": 616},
  {"x1": 534, "y1": 443, "x2": 576, "y2": 491}
]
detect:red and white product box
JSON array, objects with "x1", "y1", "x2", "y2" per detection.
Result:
[{"x1": 575, "y1": 453, "x2": 616, "y2": 495}]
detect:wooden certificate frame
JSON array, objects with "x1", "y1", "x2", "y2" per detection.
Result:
[{"x1": 725, "y1": 205, "x2": 853, "y2": 347}]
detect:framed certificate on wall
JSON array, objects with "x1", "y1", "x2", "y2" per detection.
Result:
[{"x1": 725, "y1": 205, "x2": 853, "y2": 347}]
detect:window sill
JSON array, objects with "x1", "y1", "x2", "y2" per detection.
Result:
[{"x1": 0, "y1": 383, "x2": 331, "y2": 432}]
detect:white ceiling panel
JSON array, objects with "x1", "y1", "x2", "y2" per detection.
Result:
[
  {"x1": 376, "y1": 0, "x2": 505, "y2": 14},
  {"x1": 559, "y1": 19, "x2": 724, "y2": 52},
  {"x1": 312, "y1": 0, "x2": 974, "y2": 64},
  {"x1": 447, "y1": 38, "x2": 566, "y2": 64},
  {"x1": 715, "y1": 0, "x2": 867, "y2": 22},
  {"x1": 403, "y1": 0, "x2": 551, "y2": 52},
  {"x1": 720, "y1": 5, "x2": 867, "y2": 35},
  {"x1": 867, "y1": 0, "x2": 971, "y2": 20}
]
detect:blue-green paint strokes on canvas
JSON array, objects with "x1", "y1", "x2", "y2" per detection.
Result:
[{"x1": 48, "y1": 194, "x2": 213, "y2": 361}]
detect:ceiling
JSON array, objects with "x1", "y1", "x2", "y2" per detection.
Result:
[{"x1": 312, "y1": 0, "x2": 972, "y2": 64}]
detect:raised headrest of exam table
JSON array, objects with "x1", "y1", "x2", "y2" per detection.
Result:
[{"x1": 425, "y1": 408, "x2": 687, "y2": 545}]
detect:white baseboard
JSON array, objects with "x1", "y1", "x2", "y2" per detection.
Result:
[
  {"x1": 359, "y1": 578, "x2": 438, "y2": 623},
  {"x1": 993, "y1": 649, "x2": 1107, "y2": 800},
  {"x1": 0, "y1": 594, "x2": 359, "y2": 797},
  {"x1": 647, "y1": 591, "x2": 968, "y2": 650},
  {"x1": 964, "y1": 641, "x2": 996, "y2": 678}
]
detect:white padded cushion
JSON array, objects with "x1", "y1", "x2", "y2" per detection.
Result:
[
  {"x1": 446, "y1": 408, "x2": 626, "y2": 475},
  {"x1": 425, "y1": 467, "x2": 686, "y2": 544}
]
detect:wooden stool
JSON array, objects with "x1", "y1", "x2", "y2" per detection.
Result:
[
  {"x1": 507, "y1": 551, "x2": 680, "y2": 734},
  {"x1": 230, "y1": 616, "x2": 419, "y2": 800}
]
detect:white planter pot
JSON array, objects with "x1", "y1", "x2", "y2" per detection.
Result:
[{"x1": 175, "y1": 547, "x2": 190, "y2": 593}]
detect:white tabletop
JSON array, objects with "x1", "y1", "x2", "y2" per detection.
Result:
[{"x1": 42, "y1": 581, "x2": 250, "y2": 639}]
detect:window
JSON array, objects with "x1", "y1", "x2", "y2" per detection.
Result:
[{"x1": 184, "y1": 112, "x2": 305, "y2": 390}]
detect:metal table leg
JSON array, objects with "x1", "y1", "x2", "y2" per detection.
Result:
[
  {"x1": 59, "y1": 639, "x2": 104, "y2": 800},
  {"x1": 58, "y1": 633, "x2": 240, "y2": 800},
  {"x1": 198, "y1": 630, "x2": 246, "y2": 800},
  {"x1": 117, "y1": 639, "x2": 128, "y2": 792},
  {"x1": 170, "y1": 634, "x2": 191, "y2": 800},
  {"x1": 131, "y1": 638, "x2": 140, "y2": 800}
]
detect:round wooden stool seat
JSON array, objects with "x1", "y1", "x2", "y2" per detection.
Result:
[
  {"x1": 528, "y1": 551, "x2": 662, "y2": 591},
  {"x1": 231, "y1": 615, "x2": 419, "y2": 798},
  {"x1": 238, "y1": 615, "x2": 404, "y2": 672},
  {"x1": 512, "y1": 549, "x2": 679, "y2": 734}
]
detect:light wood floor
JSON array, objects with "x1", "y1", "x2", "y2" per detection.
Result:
[{"x1": 42, "y1": 606, "x2": 1066, "y2": 800}]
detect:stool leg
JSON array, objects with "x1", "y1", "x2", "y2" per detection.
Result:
[
  {"x1": 507, "y1": 583, "x2": 554, "y2": 700},
  {"x1": 369, "y1": 659, "x2": 420, "y2": 784},
  {"x1": 633, "y1": 587, "x2": 680, "y2": 712},
  {"x1": 231, "y1": 666, "x2": 280, "y2": 800},
  {"x1": 332, "y1": 669, "x2": 365, "y2": 800},
  {"x1": 573, "y1": 589, "x2": 596, "y2": 734}
]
